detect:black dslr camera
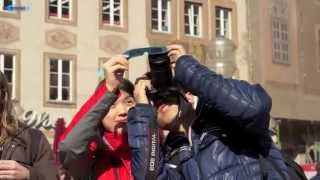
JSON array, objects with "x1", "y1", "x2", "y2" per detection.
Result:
[{"x1": 124, "y1": 47, "x2": 178, "y2": 104}]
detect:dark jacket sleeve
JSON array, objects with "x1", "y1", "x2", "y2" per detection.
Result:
[
  {"x1": 29, "y1": 130, "x2": 59, "y2": 180},
  {"x1": 59, "y1": 92, "x2": 118, "y2": 177},
  {"x1": 174, "y1": 55, "x2": 272, "y2": 135},
  {"x1": 128, "y1": 104, "x2": 201, "y2": 180}
]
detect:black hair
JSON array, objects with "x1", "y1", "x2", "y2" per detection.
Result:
[
  {"x1": 118, "y1": 79, "x2": 134, "y2": 97},
  {"x1": 96, "y1": 79, "x2": 134, "y2": 97}
]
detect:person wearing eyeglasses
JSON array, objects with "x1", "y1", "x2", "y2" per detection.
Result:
[
  {"x1": 59, "y1": 55, "x2": 136, "y2": 180},
  {"x1": 0, "y1": 71, "x2": 58, "y2": 180}
]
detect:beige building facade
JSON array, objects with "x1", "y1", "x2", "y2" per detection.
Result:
[
  {"x1": 247, "y1": 0, "x2": 320, "y2": 164},
  {"x1": 0, "y1": 0, "x2": 150, "y2": 140}
]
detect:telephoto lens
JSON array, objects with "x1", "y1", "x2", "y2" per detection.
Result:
[{"x1": 148, "y1": 52, "x2": 172, "y2": 92}]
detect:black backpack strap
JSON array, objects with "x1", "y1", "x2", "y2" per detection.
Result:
[
  {"x1": 258, "y1": 154, "x2": 269, "y2": 180},
  {"x1": 282, "y1": 154, "x2": 308, "y2": 180}
]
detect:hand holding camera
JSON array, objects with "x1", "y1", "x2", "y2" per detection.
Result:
[
  {"x1": 103, "y1": 55, "x2": 129, "y2": 92},
  {"x1": 167, "y1": 44, "x2": 186, "y2": 69},
  {"x1": 123, "y1": 45, "x2": 187, "y2": 106},
  {"x1": 134, "y1": 78, "x2": 152, "y2": 104}
]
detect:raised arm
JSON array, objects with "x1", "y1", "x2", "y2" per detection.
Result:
[
  {"x1": 59, "y1": 55, "x2": 128, "y2": 178},
  {"x1": 174, "y1": 55, "x2": 271, "y2": 134},
  {"x1": 59, "y1": 91, "x2": 117, "y2": 177}
]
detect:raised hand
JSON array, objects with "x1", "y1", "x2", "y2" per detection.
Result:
[
  {"x1": 167, "y1": 44, "x2": 187, "y2": 68},
  {"x1": 103, "y1": 55, "x2": 129, "y2": 92}
]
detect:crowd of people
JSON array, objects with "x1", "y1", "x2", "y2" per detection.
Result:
[{"x1": 0, "y1": 44, "x2": 316, "y2": 179}]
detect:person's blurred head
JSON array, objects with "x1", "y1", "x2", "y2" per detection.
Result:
[
  {"x1": 0, "y1": 71, "x2": 18, "y2": 144},
  {"x1": 153, "y1": 88, "x2": 195, "y2": 132},
  {"x1": 102, "y1": 79, "x2": 135, "y2": 134},
  {"x1": 134, "y1": 72, "x2": 196, "y2": 132}
]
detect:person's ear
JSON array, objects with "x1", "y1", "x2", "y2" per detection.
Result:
[{"x1": 158, "y1": 105, "x2": 171, "y2": 113}]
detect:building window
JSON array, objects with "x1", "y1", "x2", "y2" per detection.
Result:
[
  {"x1": 184, "y1": 1, "x2": 202, "y2": 37},
  {"x1": 101, "y1": 0, "x2": 122, "y2": 26},
  {"x1": 272, "y1": 19, "x2": 289, "y2": 63},
  {"x1": 215, "y1": 7, "x2": 232, "y2": 39},
  {"x1": 49, "y1": 59, "x2": 72, "y2": 102},
  {"x1": 151, "y1": 0, "x2": 171, "y2": 33},
  {"x1": 99, "y1": 0, "x2": 128, "y2": 32},
  {"x1": 45, "y1": 53, "x2": 76, "y2": 106},
  {"x1": 0, "y1": 52, "x2": 17, "y2": 100},
  {"x1": 46, "y1": 0, "x2": 77, "y2": 25},
  {"x1": 271, "y1": 0, "x2": 289, "y2": 64},
  {"x1": 49, "y1": 0, "x2": 71, "y2": 20}
]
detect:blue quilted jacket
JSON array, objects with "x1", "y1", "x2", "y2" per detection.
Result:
[{"x1": 127, "y1": 55, "x2": 289, "y2": 180}]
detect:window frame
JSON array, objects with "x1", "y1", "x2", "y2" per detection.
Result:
[
  {"x1": 146, "y1": 0, "x2": 178, "y2": 41},
  {"x1": 211, "y1": 0, "x2": 238, "y2": 45},
  {"x1": 271, "y1": 0, "x2": 290, "y2": 65},
  {"x1": 0, "y1": 0, "x2": 21, "y2": 19},
  {"x1": 0, "y1": 49, "x2": 20, "y2": 102},
  {"x1": 180, "y1": 0, "x2": 208, "y2": 43},
  {"x1": 272, "y1": 17, "x2": 289, "y2": 64},
  {"x1": 45, "y1": 0, "x2": 77, "y2": 26},
  {"x1": 215, "y1": 6, "x2": 232, "y2": 39},
  {"x1": 184, "y1": 1, "x2": 202, "y2": 37},
  {"x1": 99, "y1": 0, "x2": 128, "y2": 32},
  {"x1": 44, "y1": 52, "x2": 76, "y2": 107},
  {"x1": 151, "y1": 0, "x2": 172, "y2": 33}
]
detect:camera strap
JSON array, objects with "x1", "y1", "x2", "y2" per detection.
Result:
[{"x1": 145, "y1": 113, "x2": 161, "y2": 180}]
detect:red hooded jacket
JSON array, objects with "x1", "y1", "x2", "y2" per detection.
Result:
[{"x1": 59, "y1": 82, "x2": 133, "y2": 180}]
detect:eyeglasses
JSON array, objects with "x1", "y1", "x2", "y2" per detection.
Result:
[{"x1": 123, "y1": 47, "x2": 168, "y2": 60}]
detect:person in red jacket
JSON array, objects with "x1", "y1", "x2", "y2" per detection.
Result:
[{"x1": 59, "y1": 55, "x2": 135, "y2": 180}]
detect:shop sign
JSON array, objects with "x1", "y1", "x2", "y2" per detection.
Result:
[{"x1": 21, "y1": 110, "x2": 55, "y2": 130}]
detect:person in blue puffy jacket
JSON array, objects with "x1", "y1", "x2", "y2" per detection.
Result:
[{"x1": 127, "y1": 44, "x2": 289, "y2": 180}]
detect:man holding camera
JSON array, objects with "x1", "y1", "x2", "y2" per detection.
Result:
[{"x1": 127, "y1": 44, "x2": 289, "y2": 179}]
